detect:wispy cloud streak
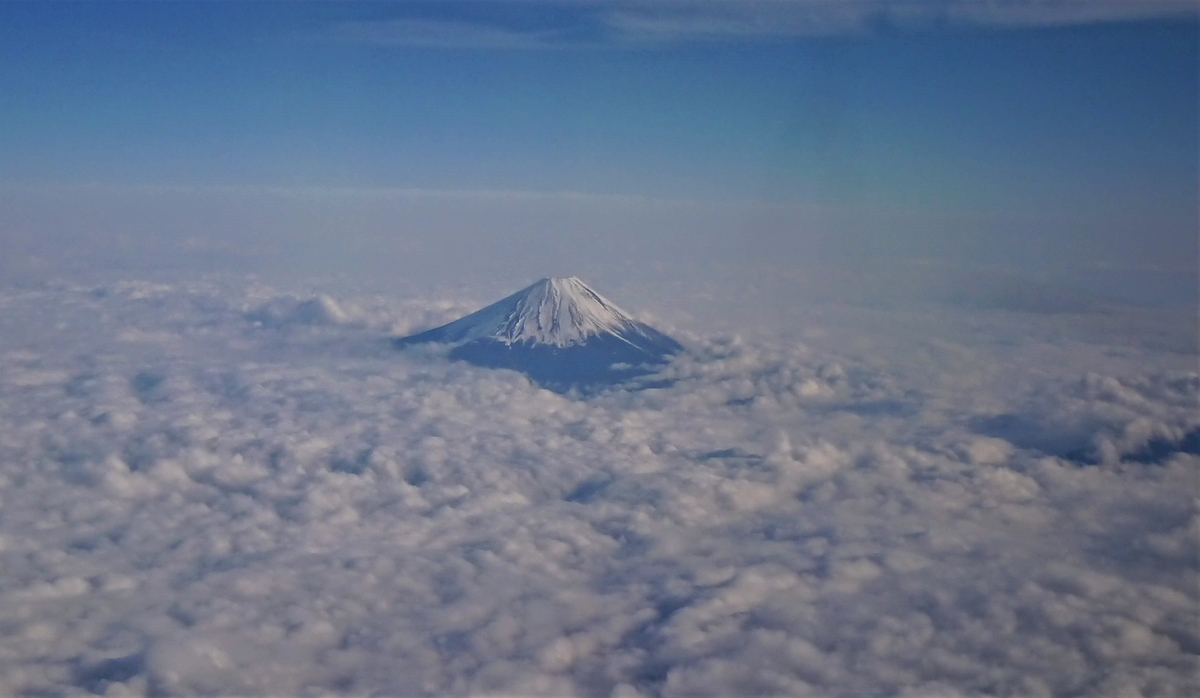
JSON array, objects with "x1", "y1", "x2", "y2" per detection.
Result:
[{"x1": 322, "y1": 0, "x2": 1197, "y2": 49}]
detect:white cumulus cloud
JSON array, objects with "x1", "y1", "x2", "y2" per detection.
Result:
[{"x1": 0, "y1": 276, "x2": 1195, "y2": 696}]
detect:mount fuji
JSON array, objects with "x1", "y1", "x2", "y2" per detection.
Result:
[{"x1": 393, "y1": 277, "x2": 682, "y2": 392}]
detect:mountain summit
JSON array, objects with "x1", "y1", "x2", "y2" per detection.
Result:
[{"x1": 394, "y1": 277, "x2": 682, "y2": 392}]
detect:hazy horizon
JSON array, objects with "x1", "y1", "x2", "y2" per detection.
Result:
[{"x1": 3, "y1": 3, "x2": 1196, "y2": 308}]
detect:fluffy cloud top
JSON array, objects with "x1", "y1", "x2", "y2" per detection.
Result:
[{"x1": 0, "y1": 277, "x2": 1195, "y2": 696}]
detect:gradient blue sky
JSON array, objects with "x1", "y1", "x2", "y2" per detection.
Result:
[{"x1": 0, "y1": 1, "x2": 1196, "y2": 302}]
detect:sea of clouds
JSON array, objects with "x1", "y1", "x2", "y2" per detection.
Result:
[{"x1": 0, "y1": 275, "x2": 1195, "y2": 697}]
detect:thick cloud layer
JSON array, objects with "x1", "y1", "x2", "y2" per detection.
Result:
[{"x1": 0, "y1": 278, "x2": 1195, "y2": 697}]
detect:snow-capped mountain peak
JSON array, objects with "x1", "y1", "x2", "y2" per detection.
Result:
[
  {"x1": 394, "y1": 276, "x2": 682, "y2": 392},
  {"x1": 420, "y1": 276, "x2": 643, "y2": 348}
]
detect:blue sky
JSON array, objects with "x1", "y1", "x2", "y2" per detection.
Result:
[{"x1": 0, "y1": 1, "x2": 1196, "y2": 301}]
